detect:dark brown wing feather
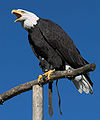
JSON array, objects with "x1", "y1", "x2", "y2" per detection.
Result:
[{"x1": 38, "y1": 18, "x2": 88, "y2": 68}]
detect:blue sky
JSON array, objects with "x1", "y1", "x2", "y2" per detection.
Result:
[{"x1": 0, "y1": 0, "x2": 99, "y2": 120}]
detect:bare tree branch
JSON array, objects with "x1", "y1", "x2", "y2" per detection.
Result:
[{"x1": 0, "y1": 63, "x2": 96, "y2": 105}]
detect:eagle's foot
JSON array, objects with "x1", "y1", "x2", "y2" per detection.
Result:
[
  {"x1": 38, "y1": 75, "x2": 43, "y2": 85},
  {"x1": 38, "y1": 69, "x2": 55, "y2": 85},
  {"x1": 44, "y1": 69, "x2": 55, "y2": 80}
]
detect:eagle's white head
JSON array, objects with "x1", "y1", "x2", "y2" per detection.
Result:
[{"x1": 11, "y1": 9, "x2": 39, "y2": 30}]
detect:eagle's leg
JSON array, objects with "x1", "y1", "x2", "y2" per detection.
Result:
[{"x1": 38, "y1": 69, "x2": 55, "y2": 83}]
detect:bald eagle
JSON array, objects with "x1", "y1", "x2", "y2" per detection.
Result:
[{"x1": 11, "y1": 9, "x2": 93, "y2": 115}]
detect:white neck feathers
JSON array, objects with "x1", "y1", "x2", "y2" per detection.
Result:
[{"x1": 22, "y1": 13, "x2": 39, "y2": 31}]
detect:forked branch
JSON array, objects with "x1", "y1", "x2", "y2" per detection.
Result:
[{"x1": 0, "y1": 63, "x2": 96, "y2": 105}]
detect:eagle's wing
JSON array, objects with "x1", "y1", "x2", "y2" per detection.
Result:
[{"x1": 38, "y1": 18, "x2": 88, "y2": 68}]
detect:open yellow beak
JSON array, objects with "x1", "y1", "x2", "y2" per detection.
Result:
[{"x1": 11, "y1": 10, "x2": 22, "y2": 22}]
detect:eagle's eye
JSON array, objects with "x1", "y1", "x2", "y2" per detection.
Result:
[{"x1": 20, "y1": 11, "x2": 25, "y2": 14}]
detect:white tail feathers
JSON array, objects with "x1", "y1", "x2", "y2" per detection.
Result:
[
  {"x1": 72, "y1": 75, "x2": 93, "y2": 94},
  {"x1": 65, "y1": 65, "x2": 93, "y2": 94}
]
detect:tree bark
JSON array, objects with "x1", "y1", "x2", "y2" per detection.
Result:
[{"x1": 0, "y1": 63, "x2": 96, "y2": 105}]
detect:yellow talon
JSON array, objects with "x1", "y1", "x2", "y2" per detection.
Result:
[
  {"x1": 37, "y1": 69, "x2": 55, "y2": 83},
  {"x1": 44, "y1": 69, "x2": 55, "y2": 80},
  {"x1": 38, "y1": 75, "x2": 43, "y2": 82}
]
